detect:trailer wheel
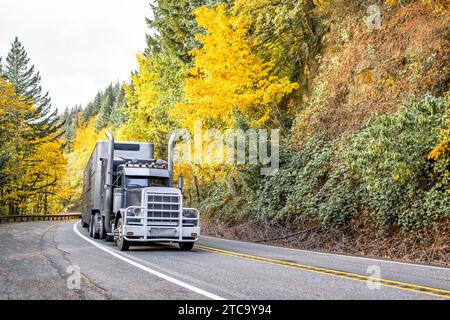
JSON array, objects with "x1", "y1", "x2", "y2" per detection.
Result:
[
  {"x1": 179, "y1": 242, "x2": 194, "y2": 251},
  {"x1": 93, "y1": 213, "x2": 101, "y2": 239},
  {"x1": 116, "y1": 218, "x2": 129, "y2": 251}
]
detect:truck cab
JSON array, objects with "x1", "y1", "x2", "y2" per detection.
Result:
[{"x1": 81, "y1": 131, "x2": 199, "y2": 251}]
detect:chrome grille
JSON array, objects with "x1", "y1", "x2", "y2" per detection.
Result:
[{"x1": 146, "y1": 192, "x2": 180, "y2": 226}]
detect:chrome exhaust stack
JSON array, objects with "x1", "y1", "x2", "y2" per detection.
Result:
[
  {"x1": 168, "y1": 132, "x2": 177, "y2": 187},
  {"x1": 104, "y1": 129, "x2": 114, "y2": 233}
]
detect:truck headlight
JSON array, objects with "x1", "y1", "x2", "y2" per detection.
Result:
[
  {"x1": 182, "y1": 209, "x2": 198, "y2": 218},
  {"x1": 127, "y1": 207, "x2": 144, "y2": 217}
]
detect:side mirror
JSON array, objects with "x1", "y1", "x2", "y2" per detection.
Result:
[{"x1": 177, "y1": 174, "x2": 184, "y2": 190}]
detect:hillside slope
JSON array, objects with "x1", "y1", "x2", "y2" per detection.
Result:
[
  {"x1": 200, "y1": 1, "x2": 450, "y2": 266},
  {"x1": 293, "y1": 1, "x2": 449, "y2": 145}
]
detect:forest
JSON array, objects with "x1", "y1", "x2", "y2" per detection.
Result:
[{"x1": 0, "y1": 0, "x2": 448, "y2": 264}]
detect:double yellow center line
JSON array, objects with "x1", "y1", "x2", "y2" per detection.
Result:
[{"x1": 196, "y1": 244, "x2": 450, "y2": 299}]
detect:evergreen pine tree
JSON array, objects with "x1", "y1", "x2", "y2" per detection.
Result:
[
  {"x1": 82, "y1": 102, "x2": 93, "y2": 123},
  {"x1": 61, "y1": 107, "x2": 74, "y2": 143},
  {"x1": 94, "y1": 84, "x2": 114, "y2": 131},
  {"x1": 110, "y1": 83, "x2": 126, "y2": 127},
  {"x1": 2, "y1": 37, "x2": 61, "y2": 140},
  {"x1": 146, "y1": 0, "x2": 208, "y2": 63},
  {"x1": 83, "y1": 91, "x2": 103, "y2": 122}
]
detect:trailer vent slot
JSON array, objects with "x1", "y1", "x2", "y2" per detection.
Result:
[{"x1": 114, "y1": 143, "x2": 140, "y2": 151}]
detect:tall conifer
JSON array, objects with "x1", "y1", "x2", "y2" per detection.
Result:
[{"x1": 1, "y1": 37, "x2": 61, "y2": 140}]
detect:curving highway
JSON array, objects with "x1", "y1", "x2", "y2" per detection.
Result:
[{"x1": 0, "y1": 220, "x2": 449, "y2": 300}]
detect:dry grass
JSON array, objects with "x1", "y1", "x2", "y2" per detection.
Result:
[{"x1": 291, "y1": 1, "x2": 450, "y2": 149}]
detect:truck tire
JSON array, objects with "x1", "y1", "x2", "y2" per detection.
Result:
[
  {"x1": 93, "y1": 212, "x2": 101, "y2": 239},
  {"x1": 179, "y1": 242, "x2": 194, "y2": 251},
  {"x1": 98, "y1": 215, "x2": 106, "y2": 240},
  {"x1": 88, "y1": 215, "x2": 94, "y2": 237},
  {"x1": 116, "y1": 218, "x2": 129, "y2": 251}
]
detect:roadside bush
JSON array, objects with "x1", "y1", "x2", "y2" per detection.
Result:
[
  {"x1": 255, "y1": 133, "x2": 361, "y2": 229},
  {"x1": 200, "y1": 94, "x2": 449, "y2": 234},
  {"x1": 427, "y1": 112, "x2": 450, "y2": 196},
  {"x1": 343, "y1": 94, "x2": 449, "y2": 231},
  {"x1": 199, "y1": 172, "x2": 256, "y2": 223}
]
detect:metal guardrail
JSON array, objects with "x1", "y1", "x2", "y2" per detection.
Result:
[{"x1": 0, "y1": 213, "x2": 82, "y2": 224}]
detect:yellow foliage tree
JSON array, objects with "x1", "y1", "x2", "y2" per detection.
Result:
[
  {"x1": 0, "y1": 79, "x2": 34, "y2": 214},
  {"x1": 119, "y1": 54, "x2": 177, "y2": 158},
  {"x1": 0, "y1": 79, "x2": 67, "y2": 214},
  {"x1": 61, "y1": 119, "x2": 110, "y2": 211},
  {"x1": 171, "y1": 4, "x2": 299, "y2": 129},
  {"x1": 20, "y1": 140, "x2": 68, "y2": 214},
  {"x1": 119, "y1": 55, "x2": 160, "y2": 142}
]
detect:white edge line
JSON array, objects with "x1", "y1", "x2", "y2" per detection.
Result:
[
  {"x1": 73, "y1": 221, "x2": 225, "y2": 300},
  {"x1": 201, "y1": 236, "x2": 450, "y2": 271}
]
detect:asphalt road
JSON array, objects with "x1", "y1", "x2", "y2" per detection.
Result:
[{"x1": 0, "y1": 220, "x2": 449, "y2": 300}]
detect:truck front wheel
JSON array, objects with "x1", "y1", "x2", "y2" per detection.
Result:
[
  {"x1": 98, "y1": 215, "x2": 106, "y2": 240},
  {"x1": 179, "y1": 242, "x2": 194, "y2": 251},
  {"x1": 116, "y1": 218, "x2": 129, "y2": 251},
  {"x1": 88, "y1": 216, "x2": 94, "y2": 237},
  {"x1": 92, "y1": 213, "x2": 101, "y2": 239}
]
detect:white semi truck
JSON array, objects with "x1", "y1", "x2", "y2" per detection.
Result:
[{"x1": 80, "y1": 131, "x2": 199, "y2": 251}]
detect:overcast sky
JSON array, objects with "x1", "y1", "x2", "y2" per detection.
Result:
[{"x1": 0, "y1": 0, "x2": 152, "y2": 113}]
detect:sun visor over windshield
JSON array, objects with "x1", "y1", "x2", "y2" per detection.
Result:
[{"x1": 123, "y1": 167, "x2": 169, "y2": 178}]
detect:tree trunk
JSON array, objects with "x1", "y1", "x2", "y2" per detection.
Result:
[
  {"x1": 194, "y1": 176, "x2": 201, "y2": 203},
  {"x1": 44, "y1": 193, "x2": 48, "y2": 215}
]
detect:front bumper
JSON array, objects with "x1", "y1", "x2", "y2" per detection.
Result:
[
  {"x1": 123, "y1": 225, "x2": 200, "y2": 242},
  {"x1": 122, "y1": 188, "x2": 200, "y2": 243}
]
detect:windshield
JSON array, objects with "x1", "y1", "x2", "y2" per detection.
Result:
[
  {"x1": 126, "y1": 176, "x2": 169, "y2": 188},
  {"x1": 126, "y1": 177, "x2": 149, "y2": 188}
]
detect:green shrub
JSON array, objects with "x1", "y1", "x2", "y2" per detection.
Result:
[
  {"x1": 343, "y1": 94, "x2": 449, "y2": 231},
  {"x1": 199, "y1": 94, "x2": 449, "y2": 234},
  {"x1": 255, "y1": 133, "x2": 361, "y2": 228},
  {"x1": 199, "y1": 173, "x2": 256, "y2": 222}
]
